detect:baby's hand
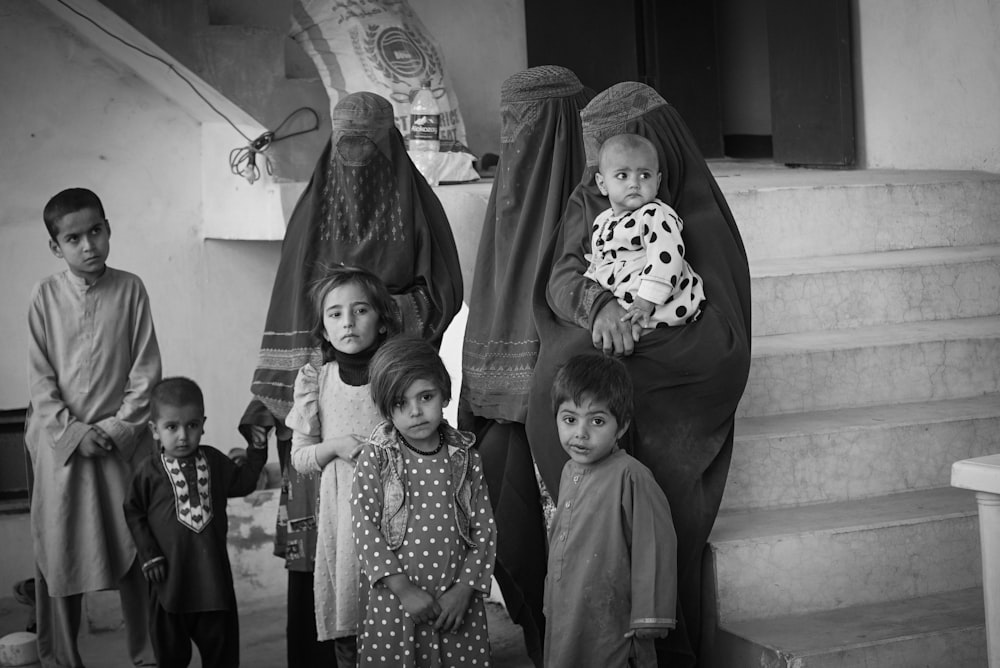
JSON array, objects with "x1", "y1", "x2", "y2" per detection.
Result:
[
  {"x1": 621, "y1": 297, "x2": 656, "y2": 328},
  {"x1": 434, "y1": 583, "x2": 474, "y2": 633},
  {"x1": 329, "y1": 434, "x2": 367, "y2": 462},
  {"x1": 143, "y1": 561, "x2": 167, "y2": 584},
  {"x1": 624, "y1": 628, "x2": 670, "y2": 640},
  {"x1": 227, "y1": 448, "x2": 248, "y2": 465},
  {"x1": 77, "y1": 427, "x2": 112, "y2": 458}
]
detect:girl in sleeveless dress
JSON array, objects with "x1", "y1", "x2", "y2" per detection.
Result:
[{"x1": 285, "y1": 266, "x2": 401, "y2": 666}]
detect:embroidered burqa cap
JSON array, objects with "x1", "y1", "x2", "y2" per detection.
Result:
[
  {"x1": 460, "y1": 66, "x2": 592, "y2": 422},
  {"x1": 526, "y1": 81, "x2": 752, "y2": 662},
  {"x1": 247, "y1": 91, "x2": 463, "y2": 419}
]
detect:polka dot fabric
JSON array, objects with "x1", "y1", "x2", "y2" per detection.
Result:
[
  {"x1": 353, "y1": 431, "x2": 496, "y2": 666},
  {"x1": 583, "y1": 198, "x2": 705, "y2": 327}
]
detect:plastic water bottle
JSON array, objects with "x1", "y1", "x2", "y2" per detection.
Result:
[{"x1": 409, "y1": 81, "x2": 440, "y2": 184}]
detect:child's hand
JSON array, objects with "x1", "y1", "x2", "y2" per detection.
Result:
[
  {"x1": 144, "y1": 561, "x2": 167, "y2": 584},
  {"x1": 624, "y1": 628, "x2": 670, "y2": 640},
  {"x1": 629, "y1": 321, "x2": 645, "y2": 343},
  {"x1": 77, "y1": 427, "x2": 112, "y2": 458},
  {"x1": 394, "y1": 581, "x2": 440, "y2": 625},
  {"x1": 433, "y1": 583, "x2": 474, "y2": 633},
  {"x1": 247, "y1": 425, "x2": 269, "y2": 448},
  {"x1": 328, "y1": 434, "x2": 367, "y2": 462},
  {"x1": 621, "y1": 297, "x2": 656, "y2": 328},
  {"x1": 227, "y1": 448, "x2": 248, "y2": 465}
]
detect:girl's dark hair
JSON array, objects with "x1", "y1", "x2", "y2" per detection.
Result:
[
  {"x1": 368, "y1": 335, "x2": 451, "y2": 420},
  {"x1": 151, "y1": 377, "x2": 205, "y2": 420},
  {"x1": 308, "y1": 265, "x2": 401, "y2": 362},
  {"x1": 551, "y1": 354, "x2": 633, "y2": 426},
  {"x1": 43, "y1": 188, "x2": 106, "y2": 240}
]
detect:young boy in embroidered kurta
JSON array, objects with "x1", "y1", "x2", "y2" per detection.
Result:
[
  {"x1": 353, "y1": 336, "x2": 496, "y2": 667},
  {"x1": 124, "y1": 377, "x2": 267, "y2": 668},
  {"x1": 26, "y1": 187, "x2": 160, "y2": 667},
  {"x1": 583, "y1": 133, "x2": 706, "y2": 330},
  {"x1": 543, "y1": 354, "x2": 677, "y2": 668}
]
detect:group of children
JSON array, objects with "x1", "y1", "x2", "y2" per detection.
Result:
[{"x1": 26, "y1": 126, "x2": 701, "y2": 667}]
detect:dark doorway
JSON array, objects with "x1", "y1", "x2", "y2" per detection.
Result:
[
  {"x1": 524, "y1": 0, "x2": 724, "y2": 157},
  {"x1": 523, "y1": 0, "x2": 856, "y2": 166}
]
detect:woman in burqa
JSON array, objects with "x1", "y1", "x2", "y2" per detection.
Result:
[
  {"x1": 239, "y1": 91, "x2": 462, "y2": 666},
  {"x1": 459, "y1": 65, "x2": 592, "y2": 667},
  {"x1": 525, "y1": 82, "x2": 751, "y2": 667}
]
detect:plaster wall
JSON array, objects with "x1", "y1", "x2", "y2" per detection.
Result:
[
  {"x1": 0, "y1": 0, "x2": 279, "y2": 443},
  {"x1": 854, "y1": 0, "x2": 1000, "y2": 171}
]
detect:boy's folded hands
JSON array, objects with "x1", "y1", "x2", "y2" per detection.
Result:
[{"x1": 77, "y1": 426, "x2": 113, "y2": 458}]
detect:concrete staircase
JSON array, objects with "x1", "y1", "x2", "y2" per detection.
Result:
[
  {"x1": 704, "y1": 165, "x2": 1000, "y2": 667},
  {"x1": 98, "y1": 0, "x2": 329, "y2": 183}
]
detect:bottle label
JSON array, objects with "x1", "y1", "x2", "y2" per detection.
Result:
[{"x1": 410, "y1": 114, "x2": 440, "y2": 141}]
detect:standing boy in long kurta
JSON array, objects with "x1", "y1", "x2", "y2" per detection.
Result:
[
  {"x1": 543, "y1": 354, "x2": 677, "y2": 668},
  {"x1": 25, "y1": 187, "x2": 160, "y2": 667},
  {"x1": 124, "y1": 377, "x2": 268, "y2": 667}
]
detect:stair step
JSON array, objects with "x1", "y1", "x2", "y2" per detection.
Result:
[
  {"x1": 750, "y1": 245, "x2": 1000, "y2": 336},
  {"x1": 718, "y1": 168, "x2": 1000, "y2": 261},
  {"x1": 709, "y1": 487, "x2": 980, "y2": 622},
  {"x1": 724, "y1": 394, "x2": 1000, "y2": 510},
  {"x1": 740, "y1": 316, "x2": 1000, "y2": 417},
  {"x1": 708, "y1": 588, "x2": 985, "y2": 668}
]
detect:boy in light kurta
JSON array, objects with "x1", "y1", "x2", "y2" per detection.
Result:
[
  {"x1": 543, "y1": 354, "x2": 677, "y2": 668},
  {"x1": 25, "y1": 187, "x2": 160, "y2": 667}
]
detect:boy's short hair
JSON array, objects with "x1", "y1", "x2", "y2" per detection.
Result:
[
  {"x1": 368, "y1": 335, "x2": 451, "y2": 420},
  {"x1": 551, "y1": 353, "x2": 634, "y2": 426},
  {"x1": 150, "y1": 377, "x2": 205, "y2": 420},
  {"x1": 309, "y1": 265, "x2": 402, "y2": 362},
  {"x1": 43, "y1": 188, "x2": 105, "y2": 240},
  {"x1": 597, "y1": 133, "x2": 660, "y2": 172}
]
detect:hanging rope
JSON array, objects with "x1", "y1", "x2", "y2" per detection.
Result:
[{"x1": 230, "y1": 107, "x2": 321, "y2": 184}]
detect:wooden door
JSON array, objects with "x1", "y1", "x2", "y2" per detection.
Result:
[{"x1": 766, "y1": 0, "x2": 856, "y2": 166}]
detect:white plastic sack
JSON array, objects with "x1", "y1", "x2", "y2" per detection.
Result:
[{"x1": 291, "y1": 0, "x2": 469, "y2": 145}]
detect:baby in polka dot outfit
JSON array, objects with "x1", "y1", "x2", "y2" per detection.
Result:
[
  {"x1": 352, "y1": 336, "x2": 497, "y2": 667},
  {"x1": 583, "y1": 132, "x2": 706, "y2": 331}
]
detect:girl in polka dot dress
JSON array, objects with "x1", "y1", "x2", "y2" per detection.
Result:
[
  {"x1": 583, "y1": 132, "x2": 706, "y2": 331},
  {"x1": 284, "y1": 266, "x2": 401, "y2": 665},
  {"x1": 353, "y1": 336, "x2": 497, "y2": 667}
]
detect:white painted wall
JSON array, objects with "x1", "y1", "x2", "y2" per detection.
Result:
[
  {"x1": 0, "y1": 0, "x2": 496, "y2": 437},
  {"x1": 854, "y1": 0, "x2": 1000, "y2": 171},
  {"x1": 0, "y1": 0, "x2": 278, "y2": 448}
]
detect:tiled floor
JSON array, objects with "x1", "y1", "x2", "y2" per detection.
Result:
[{"x1": 0, "y1": 595, "x2": 535, "y2": 667}]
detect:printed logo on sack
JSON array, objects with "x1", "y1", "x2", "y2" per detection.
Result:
[{"x1": 376, "y1": 26, "x2": 427, "y2": 79}]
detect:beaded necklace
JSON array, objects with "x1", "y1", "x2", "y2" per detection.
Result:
[{"x1": 400, "y1": 430, "x2": 444, "y2": 456}]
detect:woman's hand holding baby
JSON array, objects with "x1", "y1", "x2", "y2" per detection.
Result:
[{"x1": 592, "y1": 301, "x2": 637, "y2": 356}]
